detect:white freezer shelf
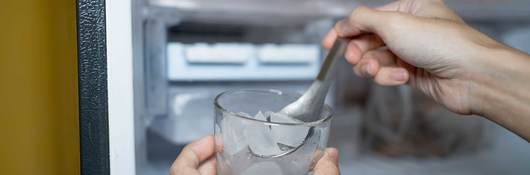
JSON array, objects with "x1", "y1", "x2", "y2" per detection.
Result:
[
  {"x1": 167, "y1": 43, "x2": 322, "y2": 81},
  {"x1": 257, "y1": 44, "x2": 319, "y2": 64},
  {"x1": 184, "y1": 43, "x2": 254, "y2": 64}
]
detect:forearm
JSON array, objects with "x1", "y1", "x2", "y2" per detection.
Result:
[{"x1": 471, "y1": 45, "x2": 530, "y2": 141}]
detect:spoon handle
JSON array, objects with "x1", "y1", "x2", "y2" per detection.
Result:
[{"x1": 316, "y1": 38, "x2": 348, "y2": 81}]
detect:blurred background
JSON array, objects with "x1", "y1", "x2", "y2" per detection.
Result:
[
  {"x1": 132, "y1": 0, "x2": 530, "y2": 174},
  {"x1": 1, "y1": 0, "x2": 530, "y2": 175}
]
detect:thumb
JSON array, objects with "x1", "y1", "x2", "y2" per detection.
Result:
[{"x1": 313, "y1": 148, "x2": 340, "y2": 175}]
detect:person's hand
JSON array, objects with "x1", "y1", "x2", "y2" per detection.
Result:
[
  {"x1": 323, "y1": 0, "x2": 502, "y2": 115},
  {"x1": 324, "y1": 0, "x2": 530, "y2": 140},
  {"x1": 170, "y1": 136, "x2": 341, "y2": 175},
  {"x1": 170, "y1": 136, "x2": 216, "y2": 175}
]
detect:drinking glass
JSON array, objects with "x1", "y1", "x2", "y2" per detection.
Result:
[{"x1": 214, "y1": 89, "x2": 332, "y2": 175}]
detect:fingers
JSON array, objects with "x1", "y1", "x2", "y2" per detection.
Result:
[
  {"x1": 314, "y1": 148, "x2": 340, "y2": 175},
  {"x1": 345, "y1": 34, "x2": 384, "y2": 64},
  {"x1": 352, "y1": 47, "x2": 396, "y2": 77},
  {"x1": 324, "y1": 33, "x2": 384, "y2": 67},
  {"x1": 171, "y1": 136, "x2": 216, "y2": 173},
  {"x1": 324, "y1": 0, "x2": 461, "y2": 49},
  {"x1": 352, "y1": 48, "x2": 409, "y2": 85},
  {"x1": 374, "y1": 67, "x2": 410, "y2": 85}
]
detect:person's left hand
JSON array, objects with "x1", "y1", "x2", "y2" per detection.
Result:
[
  {"x1": 170, "y1": 135, "x2": 340, "y2": 175},
  {"x1": 170, "y1": 136, "x2": 216, "y2": 175}
]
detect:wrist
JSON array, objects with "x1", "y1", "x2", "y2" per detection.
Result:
[
  {"x1": 468, "y1": 44, "x2": 517, "y2": 116},
  {"x1": 468, "y1": 44, "x2": 530, "y2": 138},
  {"x1": 466, "y1": 44, "x2": 505, "y2": 117}
]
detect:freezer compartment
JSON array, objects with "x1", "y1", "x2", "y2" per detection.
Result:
[{"x1": 142, "y1": 15, "x2": 334, "y2": 122}]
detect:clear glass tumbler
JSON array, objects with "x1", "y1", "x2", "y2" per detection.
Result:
[{"x1": 214, "y1": 89, "x2": 332, "y2": 175}]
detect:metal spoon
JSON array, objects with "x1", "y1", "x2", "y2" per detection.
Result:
[
  {"x1": 279, "y1": 38, "x2": 348, "y2": 122},
  {"x1": 248, "y1": 39, "x2": 348, "y2": 158}
]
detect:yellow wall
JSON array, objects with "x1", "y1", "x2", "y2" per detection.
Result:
[{"x1": 0, "y1": 0, "x2": 79, "y2": 175}]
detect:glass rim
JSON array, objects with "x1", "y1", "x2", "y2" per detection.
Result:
[{"x1": 214, "y1": 89, "x2": 333, "y2": 127}]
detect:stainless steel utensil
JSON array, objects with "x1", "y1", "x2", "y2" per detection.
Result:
[
  {"x1": 248, "y1": 39, "x2": 347, "y2": 158},
  {"x1": 279, "y1": 38, "x2": 348, "y2": 122}
]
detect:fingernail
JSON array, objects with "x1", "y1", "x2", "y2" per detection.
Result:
[{"x1": 390, "y1": 69, "x2": 407, "y2": 82}]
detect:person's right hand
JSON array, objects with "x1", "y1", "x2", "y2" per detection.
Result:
[{"x1": 323, "y1": 0, "x2": 502, "y2": 115}]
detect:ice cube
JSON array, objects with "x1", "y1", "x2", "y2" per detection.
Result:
[
  {"x1": 225, "y1": 111, "x2": 312, "y2": 157},
  {"x1": 269, "y1": 112, "x2": 311, "y2": 149},
  {"x1": 246, "y1": 117, "x2": 283, "y2": 156},
  {"x1": 254, "y1": 111, "x2": 268, "y2": 121},
  {"x1": 221, "y1": 113, "x2": 248, "y2": 155}
]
